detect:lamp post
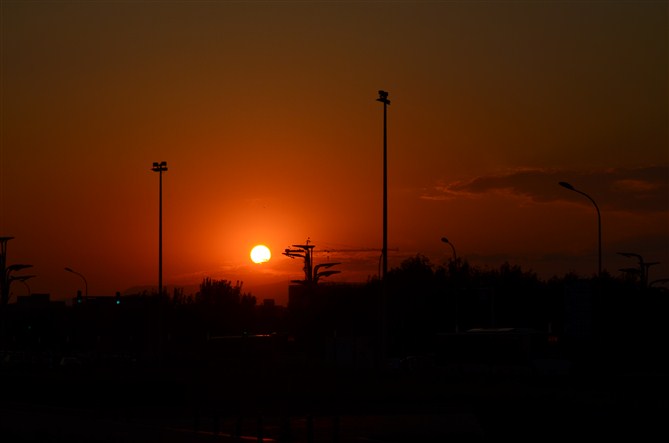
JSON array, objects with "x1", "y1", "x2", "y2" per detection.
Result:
[
  {"x1": 12, "y1": 275, "x2": 34, "y2": 296},
  {"x1": 559, "y1": 181, "x2": 602, "y2": 278},
  {"x1": 3, "y1": 264, "x2": 33, "y2": 304},
  {"x1": 65, "y1": 267, "x2": 88, "y2": 299},
  {"x1": 441, "y1": 237, "x2": 460, "y2": 333},
  {"x1": 441, "y1": 237, "x2": 457, "y2": 263},
  {"x1": 152, "y1": 161, "x2": 168, "y2": 297}
]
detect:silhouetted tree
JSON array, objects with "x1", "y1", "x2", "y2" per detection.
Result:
[
  {"x1": 193, "y1": 278, "x2": 256, "y2": 335},
  {"x1": 386, "y1": 254, "x2": 440, "y2": 356}
]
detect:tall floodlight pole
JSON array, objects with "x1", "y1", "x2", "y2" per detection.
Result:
[
  {"x1": 559, "y1": 181, "x2": 602, "y2": 278},
  {"x1": 377, "y1": 91, "x2": 390, "y2": 281},
  {"x1": 152, "y1": 161, "x2": 168, "y2": 296},
  {"x1": 375, "y1": 90, "x2": 390, "y2": 366}
]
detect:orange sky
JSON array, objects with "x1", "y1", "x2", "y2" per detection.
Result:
[{"x1": 1, "y1": 1, "x2": 667, "y2": 305}]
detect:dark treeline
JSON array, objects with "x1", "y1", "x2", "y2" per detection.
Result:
[
  {"x1": 289, "y1": 254, "x2": 669, "y2": 373},
  {"x1": 1, "y1": 254, "x2": 668, "y2": 375},
  {"x1": 384, "y1": 255, "x2": 668, "y2": 371}
]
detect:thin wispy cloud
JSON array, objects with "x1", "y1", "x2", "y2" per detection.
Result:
[{"x1": 423, "y1": 165, "x2": 668, "y2": 213}]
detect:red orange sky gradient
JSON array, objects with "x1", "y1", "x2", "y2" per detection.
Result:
[{"x1": 1, "y1": 2, "x2": 667, "y2": 305}]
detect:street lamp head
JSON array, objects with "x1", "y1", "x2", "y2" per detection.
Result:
[
  {"x1": 441, "y1": 236, "x2": 458, "y2": 263},
  {"x1": 558, "y1": 181, "x2": 574, "y2": 190},
  {"x1": 64, "y1": 266, "x2": 87, "y2": 295},
  {"x1": 376, "y1": 90, "x2": 390, "y2": 104},
  {"x1": 64, "y1": 267, "x2": 85, "y2": 278},
  {"x1": 7, "y1": 264, "x2": 32, "y2": 272},
  {"x1": 151, "y1": 161, "x2": 168, "y2": 172}
]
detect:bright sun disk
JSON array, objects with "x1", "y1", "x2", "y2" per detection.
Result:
[{"x1": 250, "y1": 244, "x2": 271, "y2": 264}]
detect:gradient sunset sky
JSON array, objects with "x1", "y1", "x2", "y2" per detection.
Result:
[{"x1": 1, "y1": 1, "x2": 667, "y2": 305}]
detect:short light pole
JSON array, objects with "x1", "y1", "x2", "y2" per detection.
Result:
[
  {"x1": 4, "y1": 264, "x2": 33, "y2": 304},
  {"x1": 12, "y1": 275, "x2": 34, "y2": 296},
  {"x1": 152, "y1": 161, "x2": 168, "y2": 296},
  {"x1": 441, "y1": 237, "x2": 457, "y2": 263},
  {"x1": 441, "y1": 237, "x2": 459, "y2": 333},
  {"x1": 559, "y1": 181, "x2": 602, "y2": 278},
  {"x1": 65, "y1": 267, "x2": 88, "y2": 299}
]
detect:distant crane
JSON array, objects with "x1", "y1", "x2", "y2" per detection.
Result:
[
  {"x1": 320, "y1": 246, "x2": 399, "y2": 256},
  {"x1": 320, "y1": 246, "x2": 400, "y2": 277}
]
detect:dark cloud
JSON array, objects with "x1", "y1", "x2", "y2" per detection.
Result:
[{"x1": 424, "y1": 165, "x2": 668, "y2": 213}]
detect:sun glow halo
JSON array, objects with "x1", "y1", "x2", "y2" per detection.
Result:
[{"x1": 250, "y1": 244, "x2": 271, "y2": 264}]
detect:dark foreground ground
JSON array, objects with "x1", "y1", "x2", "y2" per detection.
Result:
[{"x1": 1, "y1": 354, "x2": 669, "y2": 443}]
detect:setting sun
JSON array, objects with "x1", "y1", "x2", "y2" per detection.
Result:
[{"x1": 250, "y1": 244, "x2": 271, "y2": 264}]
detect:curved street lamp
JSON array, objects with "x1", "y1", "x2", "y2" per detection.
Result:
[
  {"x1": 441, "y1": 237, "x2": 458, "y2": 263},
  {"x1": 559, "y1": 181, "x2": 602, "y2": 278},
  {"x1": 11, "y1": 275, "x2": 34, "y2": 296},
  {"x1": 3, "y1": 264, "x2": 33, "y2": 305},
  {"x1": 65, "y1": 267, "x2": 88, "y2": 298},
  {"x1": 441, "y1": 237, "x2": 460, "y2": 333}
]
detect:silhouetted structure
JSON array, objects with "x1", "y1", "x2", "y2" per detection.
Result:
[
  {"x1": 283, "y1": 239, "x2": 341, "y2": 285},
  {"x1": 1, "y1": 236, "x2": 34, "y2": 308}
]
